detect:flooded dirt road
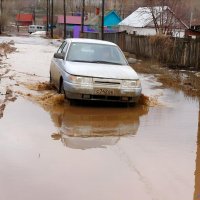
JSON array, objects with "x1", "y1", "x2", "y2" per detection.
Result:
[{"x1": 0, "y1": 36, "x2": 199, "y2": 200}]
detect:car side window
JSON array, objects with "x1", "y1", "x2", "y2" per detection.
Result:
[
  {"x1": 57, "y1": 41, "x2": 67, "y2": 54},
  {"x1": 62, "y1": 42, "x2": 69, "y2": 55}
]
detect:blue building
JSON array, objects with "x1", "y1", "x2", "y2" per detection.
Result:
[
  {"x1": 85, "y1": 10, "x2": 122, "y2": 33},
  {"x1": 104, "y1": 10, "x2": 122, "y2": 27}
]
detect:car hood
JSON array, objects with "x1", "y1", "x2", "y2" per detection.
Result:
[{"x1": 64, "y1": 61, "x2": 139, "y2": 80}]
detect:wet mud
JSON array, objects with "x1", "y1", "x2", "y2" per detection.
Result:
[
  {"x1": 0, "y1": 86, "x2": 198, "y2": 200},
  {"x1": 16, "y1": 82, "x2": 65, "y2": 106},
  {"x1": 0, "y1": 103, "x2": 6, "y2": 118},
  {"x1": 33, "y1": 92, "x2": 65, "y2": 106},
  {"x1": 24, "y1": 81, "x2": 55, "y2": 91},
  {"x1": 138, "y1": 93, "x2": 160, "y2": 107},
  {"x1": 0, "y1": 41, "x2": 16, "y2": 58},
  {"x1": 133, "y1": 60, "x2": 200, "y2": 97},
  {"x1": 11, "y1": 81, "x2": 155, "y2": 149},
  {"x1": 0, "y1": 40, "x2": 17, "y2": 118},
  {"x1": 20, "y1": 81, "x2": 160, "y2": 108},
  {"x1": 0, "y1": 88, "x2": 17, "y2": 119},
  {"x1": 0, "y1": 38, "x2": 56, "y2": 119},
  {"x1": 0, "y1": 37, "x2": 199, "y2": 200}
]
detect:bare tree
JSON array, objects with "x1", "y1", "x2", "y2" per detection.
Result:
[
  {"x1": 144, "y1": 0, "x2": 188, "y2": 35},
  {"x1": 0, "y1": 0, "x2": 12, "y2": 33}
]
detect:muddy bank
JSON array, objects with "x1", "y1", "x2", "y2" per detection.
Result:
[
  {"x1": 0, "y1": 41, "x2": 16, "y2": 58},
  {"x1": 0, "y1": 41, "x2": 17, "y2": 118},
  {"x1": 0, "y1": 89, "x2": 17, "y2": 119},
  {"x1": 133, "y1": 60, "x2": 200, "y2": 97}
]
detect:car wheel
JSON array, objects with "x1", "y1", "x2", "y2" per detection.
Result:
[
  {"x1": 49, "y1": 72, "x2": 52, "y2": 84},
  {"x1": 128, "y1": 102, "x2": 135, "y2": 107},
  {"x1": 59, "y1": 79, "x2": 66, "y2": 98}
]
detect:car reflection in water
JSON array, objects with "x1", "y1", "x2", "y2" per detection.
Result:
[{"x1": 49, "y1": 103, "x2": 149, "y2": 150}]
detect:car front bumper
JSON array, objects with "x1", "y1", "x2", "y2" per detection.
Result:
[{"x1": 63, "y1": 80, "x2": 142, "y2": 102}]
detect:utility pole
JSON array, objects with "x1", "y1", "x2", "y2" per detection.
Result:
[
  {"x1": 81, "y1": 0, "x2": 85, "y2": 35},
  {"x1": 0, "y1": 0, "x2": 3, "y2": 34},
  {"x1": 190, "y1": 11, "x2": 193, "y2": 29},
  {"x1": 46, "y1": 0, "x2": 49, "y2": 34},
  {"x1": 63, "y1": 0, "x2": 66, "y2": 39},
  {"x1": 48, "y1": 0, "x2": 51, "y2": 30},
  {"x1": 33, "y1": 7, "x2": 36, "y2": 24},
  {"x1": 101, "y1": 0, "x2": 105, "y2": 40},
  {"x1": 51, "y1": 0, "x2": 54, "y2": 38}
]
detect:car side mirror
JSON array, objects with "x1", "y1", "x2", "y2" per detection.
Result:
[
  {"x1": 127, "y1": 57, "x2": 137, "y2": 64},
  {"x1": 54, "y1": 53, "x2": 64, "y2": 60}
]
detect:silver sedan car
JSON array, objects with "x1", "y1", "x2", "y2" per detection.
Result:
[{"x1": 50, "y1": 38, "x2": 142, "y2": 103}]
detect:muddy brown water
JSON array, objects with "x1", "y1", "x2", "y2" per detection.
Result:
[
  {"x1": 1, "y1": 81, "x2": 199, "y2": 200},
  {"x1": 0, "y1": 36, "x2": 200, "y2": 200}
]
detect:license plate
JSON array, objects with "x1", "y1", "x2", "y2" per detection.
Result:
[{"x1": 95, "y1": 88, "x2": 114, "y2": 95}]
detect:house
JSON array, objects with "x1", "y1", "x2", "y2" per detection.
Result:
[
  {"x1": 119, "y1": 6, "x2": 188, "y2": 38},
  {"x1": 16, "y1": 13, "x2": 34, "y2": 26},
  {"x1": 57, "y1": 15, "x2": 82, "y2": 38},
  {"x1": 185, "y1": 20, "x2": 200, "y2": 38},
  {"x1": 85, "y1": 10, "x2": 122, "y2": 33},
  {"x1": 57, "y1": 15, "x2": 82, "y2": 26},
  {"x1": 185, "y1": 28, "x2": 200, "y2": 38},
  {"x1": 56, "y1": 10, "x2": 122, "y2": 38},
  {"x1": 104, "y1": 10, "x2": 122, "y2": 27}
]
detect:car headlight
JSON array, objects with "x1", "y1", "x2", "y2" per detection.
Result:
[
  {"x1": 122, "y1": 80, "x2": 141, "y2": 88},
  {"x1": 68, "y1": 75, "x2": 93, "y2": 85}
]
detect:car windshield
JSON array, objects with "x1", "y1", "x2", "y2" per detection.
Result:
[{"x1": 67, "y1": 42, "x2": 127, "y2": 65}]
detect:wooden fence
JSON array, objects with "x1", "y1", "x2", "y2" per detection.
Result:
[{"x1": 83, "y1": 32, "x2": 200, "y2": 70}]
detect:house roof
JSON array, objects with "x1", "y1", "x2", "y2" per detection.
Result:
[
  {"x1": 57, "y1": 15, "x2": 81, "y2": 25},
  {"x1": 16, "y1": 13, "x2": 33, "y2": 22},
  {"x1": 85, "y1": 10, "x2": 121, "y2": 26},
  {"x1": 85, "y1": 15, "x2": 99, "y2": 26},
  {"x1": 104, "y1": 10, "x2": 122, "y2": 26},
  {"x1": 119, "y1": 6, "x2": 189, "y2": 29},
  {"x1": 119, "y1": 6, "x2": 169, "y2": 28}
]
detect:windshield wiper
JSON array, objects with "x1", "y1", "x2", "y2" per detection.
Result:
[
  {"x1": 69, "y1": 60, "x2": 90, "y2": 63},
  {"x1": 90, "y1": 60, "x2": 122, "y2": 65},
  {"x1": 69, "y1": 60, "x2": 123, "y2": 65}
]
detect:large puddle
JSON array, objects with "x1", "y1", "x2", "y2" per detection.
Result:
[{"x1": 0, "y1": 36, "x2": 199, "y2": 200}]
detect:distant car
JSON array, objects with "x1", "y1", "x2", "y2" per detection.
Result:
[
  {"x1": 50, "y1": 38, "x2": 142, "y2": 104},
  {"x1": 28, "y1": 25, "x2": 46, "y2": 34},
  {"x1": 30, "y1": 31, "x2": 46, "y2": 37}
]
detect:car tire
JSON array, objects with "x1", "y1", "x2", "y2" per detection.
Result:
[
  {"x1": 50, "y1": 72, "x2": 52, "y2": 84},
  {"x1": 128, "y1": 102, "x2": 135, "y2": 107},
  {"x1": 59, "y1": 79, "x2": 66, "y2": 99}
]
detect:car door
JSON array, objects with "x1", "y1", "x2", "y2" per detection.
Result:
[
  {"x1": 51, "y1": 41, "x2": 69, "y2": 88},
  {"x1": 58, "y1": 41, "x2": 70, "y2": 75}
]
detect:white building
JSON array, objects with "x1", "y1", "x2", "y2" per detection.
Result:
[{"x1": 119, "y1": 6, "x2": 189, "y2": 38}]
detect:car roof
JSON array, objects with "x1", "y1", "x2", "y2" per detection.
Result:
[{"x1": 65, "y1": 38, "x2": 117, "y2": 46}]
